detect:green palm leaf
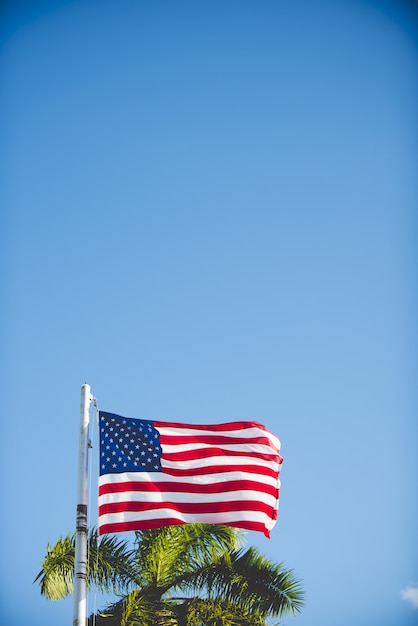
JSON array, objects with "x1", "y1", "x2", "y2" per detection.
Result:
[
  {"x1": 185, "y1": 597, "x2": 266, "y2": 626},
  {"x1": 133, "y1": 524, "x2": 244, "y2": 590},
  {"x1": 34, "y1": 528, "x2": 136, "y2": 599},
  {"x1": 178, "y1": 546, "x2": 304, "y2": 617}
]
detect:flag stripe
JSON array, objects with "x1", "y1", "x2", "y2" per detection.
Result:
[
  {"x1": 158, "y1": 434, "x2": 278, "y2": 448},
  {"x1": 99, "y1": 478, "x2": 278, "y2": 498},
  {"x1": 98, "y1": 413, "x2": 282, "y2": 538},
  {"x1": 158, "y1": 463, "x2": 279, "y2": 478},
  {"x1": 161, "y1": 456, "x2": 280, "y2": 473},
  {"x1": 154, "y1": 420, "x2": 279, "y2": 438},
  {"x1": 162, "y1": 448, "x2": 279, "y2": 463},
  {"x1": 99, "y1": 489, "x2": 279, "y2": 507},
  {"x1": 99, "y1": 470, "x2": 280, "y2": 490},
  {"x1": 98, "y1": 518, "x2": 269, "y2": 536},
  {"x1": 99, "y1": 499, "x2": 276, "y2": 517},
  {"x1": 99, "y1": 508, "x2": 275, "y2": 529},
  {"x1": 156, "y1": 424, "x2": 280, "y2": 450}
]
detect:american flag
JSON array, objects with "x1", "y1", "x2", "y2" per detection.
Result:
[{"x1": 98, "y1": 411, "x2": 283, "y2": 537}]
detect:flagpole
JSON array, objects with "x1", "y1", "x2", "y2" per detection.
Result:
[{"x1": 73, "y1": 383, "x2": 92, "y2": 626}]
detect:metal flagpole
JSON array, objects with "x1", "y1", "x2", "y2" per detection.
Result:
[{"x1": 73, "y1": 383, "x2": 92, "y2": 626}]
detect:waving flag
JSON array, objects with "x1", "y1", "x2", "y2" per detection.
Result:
[{"x1": 98, "y1": 412, "x2": 283, "y2": 537}]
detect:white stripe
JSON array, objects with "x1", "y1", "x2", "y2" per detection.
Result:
[
  {"x1": 99, "y1": 490, "x2": 278, "y2": 507},
  {"x1": 157, "y1": 425, "x2": 281, "y2": 450},
  {"x1": 161, "y1": 442, "x2": 280, "y2": 456},
  {"x1": 161, "y1": 456, "x2": 281, "y2": 472},
  {"x1": 99, "y1": 471, "x2": 281, "y2": 488}
]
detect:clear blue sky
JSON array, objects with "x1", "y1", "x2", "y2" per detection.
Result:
[{"x1": 1, "y1": 1, "x2": 417, "y2": 625}]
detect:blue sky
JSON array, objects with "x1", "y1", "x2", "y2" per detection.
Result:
[{"x1": 1, "y1": 0, "x2": 417, "y2": 625}]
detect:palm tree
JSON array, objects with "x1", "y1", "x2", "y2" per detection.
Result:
[{"x1": 35, "y1": 524, "x2": 304, "y2": 626}]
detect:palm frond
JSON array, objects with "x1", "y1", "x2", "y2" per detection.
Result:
[
  {"x1": 33, "y1": 534, "x2": 75, "y2": 600},
  {"x1": 88, "y1": 529, "x2": 139, "y2": 592},
  {"x1": 34, "y1": 528, "x2": 136, "y2": 600},
  {"x1": 133, "y1": 524, "x2": 245, "y2": 590},
  {"x1": 231, "y1": 547, "x2": 304, "y2": 616},
  {"x1": 101, "y1": 590, "x2": 178, "y2": 626},
  {"x1": 185, "y1": 597, "x2": 267, "y2": 626},
  {"x1": 178, "y1": 547, "x2": 304, "y2": 618}
]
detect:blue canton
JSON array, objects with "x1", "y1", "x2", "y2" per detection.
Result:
[{"x1": 99, "y1": 411, "x2": 162, "y2": 475}]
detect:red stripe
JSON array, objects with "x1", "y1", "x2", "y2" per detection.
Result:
[
  {"x1": 225, "y1": 519, "x2": 273, "y2": 538},
  {"x1": 99, "y1": 479, "x2": 279, "y2": 498},
  {"x1": 159, "y1": 433, "x2": 278, "y2": 448},
  {"x1": 162, "y1": 447, "x2": 280, "y2": 463},
  {"x1": 98, "y1": 518, "x2": 272, "y2": 537},
  {"x1": 161, "y1": 463, "x2": 279, "y2": 478},
  {"x1": 99, "y1": 500, "x2": 275, "y2": 517},
  {"x1": 154, "y1": 420, "x2": 272, "y2": 434}
]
